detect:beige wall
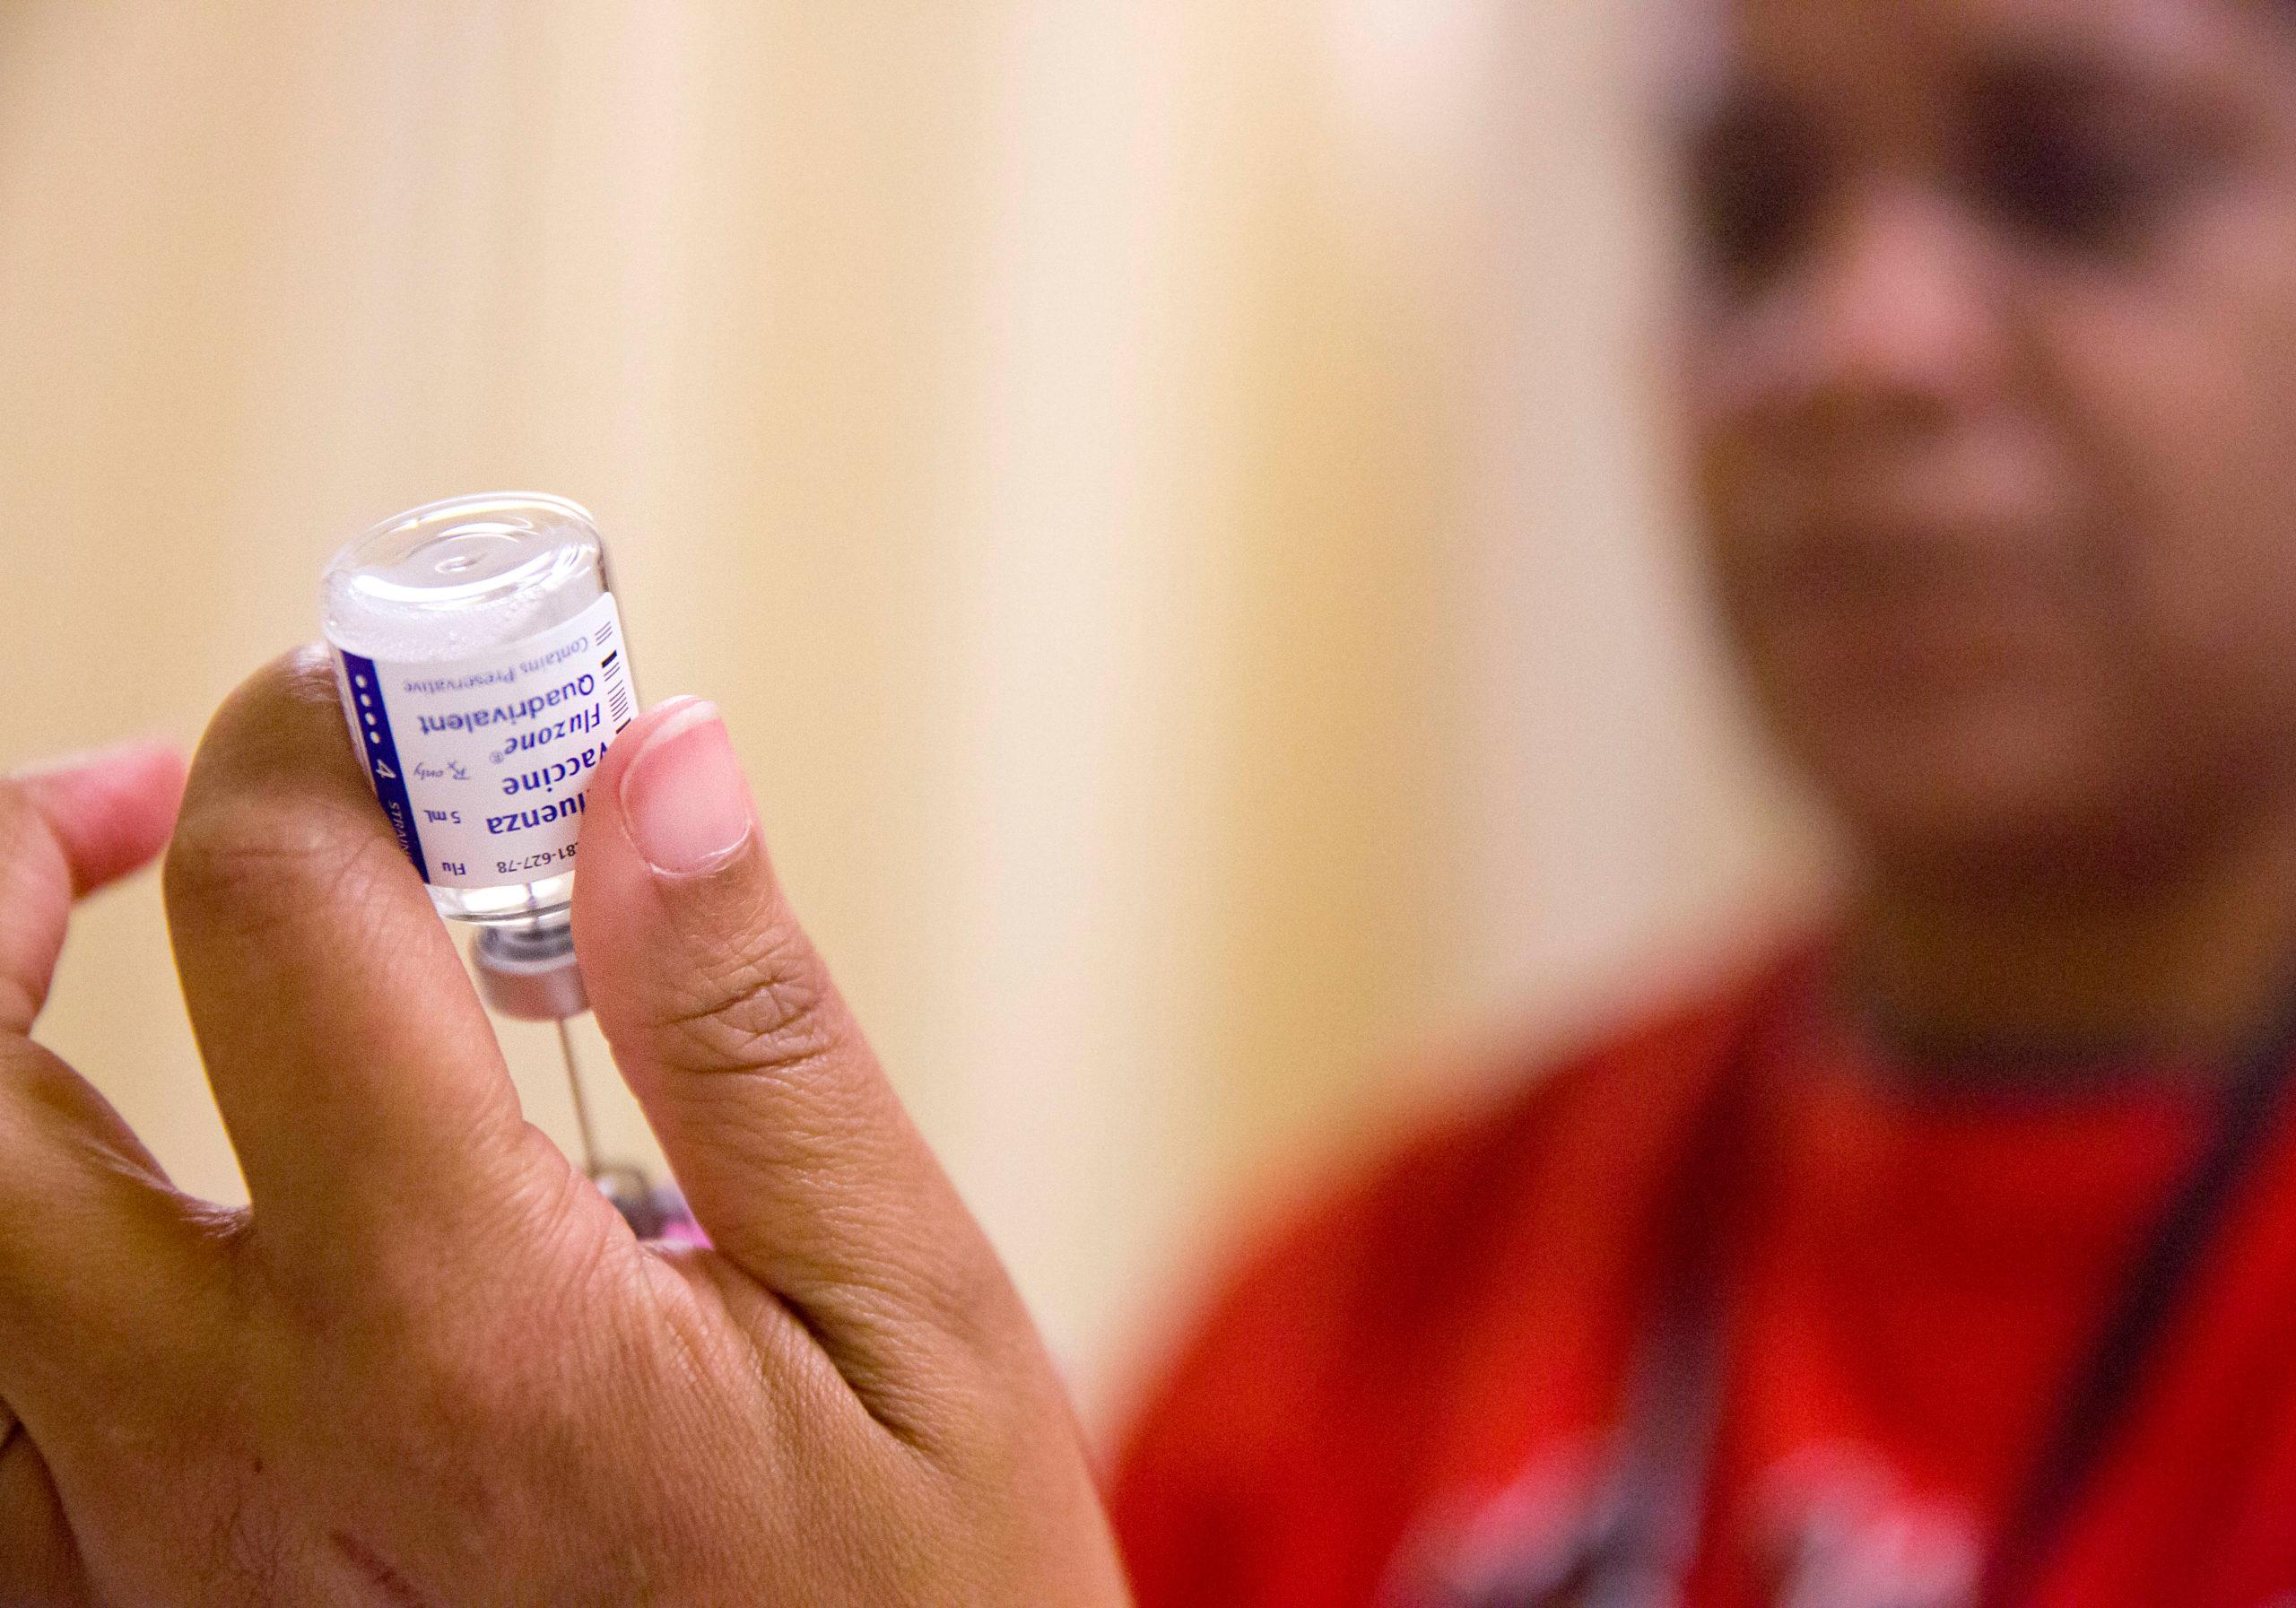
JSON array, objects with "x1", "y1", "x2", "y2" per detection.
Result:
[{"x1": 0, "y1": 1, "x2": 1813, "y2": 1423}]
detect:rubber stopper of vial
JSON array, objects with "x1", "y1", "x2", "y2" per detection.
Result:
[{"x1": 474, "y1": 922, "x2": 590, "y2": 1021}]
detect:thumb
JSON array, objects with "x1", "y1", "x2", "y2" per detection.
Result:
[{"x1": 573, "y1": 699, "x2": 1025, "y2": 1422}]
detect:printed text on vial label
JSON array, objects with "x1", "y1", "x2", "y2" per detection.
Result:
[{"x1": 343, "y1": 593, "x2": 635, "y2": 890}]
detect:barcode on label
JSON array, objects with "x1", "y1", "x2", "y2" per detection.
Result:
[{"x1": 603, "y1": 643, "x2": 634, "y2": 730}]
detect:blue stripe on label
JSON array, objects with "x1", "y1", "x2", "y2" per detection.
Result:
[{"x1": 339, "y1": 652, "x2": 431, "y2": 882}]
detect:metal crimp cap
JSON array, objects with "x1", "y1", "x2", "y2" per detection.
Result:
[{"x1": 474, "y1": 921, "x2": 590, "y2": 1021}]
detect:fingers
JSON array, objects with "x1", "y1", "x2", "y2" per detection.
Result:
[
  {"x1": 0, "y1": 1427, "x2": 92, "y2": 1606},
  {"x1": 574, "y1": 699, "x2": 1025, "y2": 1418},
  {"x1": 163, "y1": 649, "x2": 544, "y2": 1277},
  {"x1": 0, "y1": 740, "x2": 185, "y2": 1033},
  {"x1": 0, "y1": 744, "x2": 211, "y2": 1464},
  {"x1": 0, "y1": 733, "x2": 189, "y2": 1258}
]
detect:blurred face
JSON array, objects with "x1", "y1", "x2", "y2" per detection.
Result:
[{"x1": 1683, "y1": 0, "x2": 2296, "y2": 886}]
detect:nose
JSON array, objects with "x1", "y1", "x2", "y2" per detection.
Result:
[{"x1": 1720, "y1": 183, "x2": 2011, "y2": 450}]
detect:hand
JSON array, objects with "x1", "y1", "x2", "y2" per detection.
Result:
[{"x1": 0, "y1": 654, "x2": 1132, "y2": 1606}]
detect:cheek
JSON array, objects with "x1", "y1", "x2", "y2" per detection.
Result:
[
  {"x1": 2039, "y1": 235, "x2": 2296, "y2": 747},
  {"x1": 1675, "y1": 325, "x2": 1782, "y2": 634}
]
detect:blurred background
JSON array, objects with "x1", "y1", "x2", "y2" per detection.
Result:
[{"x1": 0, "y1": 2, "x2": 1817, "y2": 1431}]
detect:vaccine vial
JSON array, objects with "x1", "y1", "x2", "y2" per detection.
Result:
[{"x1": 322, "y1": 493, "x2": 639, "y2": 1018}]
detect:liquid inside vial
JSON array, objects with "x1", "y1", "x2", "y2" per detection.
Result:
[{"x1": 321, "y1": 493, "x2": 637, "y2": 926}]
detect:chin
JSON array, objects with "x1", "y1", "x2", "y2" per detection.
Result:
[{"x1": 1779, "y1": 698, "x2": 2165, "y2": 891}]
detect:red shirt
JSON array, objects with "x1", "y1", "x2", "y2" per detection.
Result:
[{"x1": 1108, "y1": 951, "x2": 2296, "y2": 1606}]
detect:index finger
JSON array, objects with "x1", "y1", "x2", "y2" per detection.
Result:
[
  {"x1": 0, "y1": 739, "x2": 185, "y2": 1034},
  {"x1": 162, "y1": 648, "x2": 551, "y2": 1279}
]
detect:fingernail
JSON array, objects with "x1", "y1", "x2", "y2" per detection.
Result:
[
  {"x1": 618, "y1": 700, "x2": 755, "y2": 877},
  {"x1": 11, "y1": 735, "x2": 181, "y2": 782}
]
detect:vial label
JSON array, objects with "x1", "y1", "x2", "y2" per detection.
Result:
[{"x1": 337, "y1": 592, "x2": 635, "y2": 890}]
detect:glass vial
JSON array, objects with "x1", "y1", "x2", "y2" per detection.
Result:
[{"x1": 320, "y1": 492, "x2": 638, "y2": 931}]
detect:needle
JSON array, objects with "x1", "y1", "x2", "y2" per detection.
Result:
[{"x1": 556, "y1": 1015, "x2": 601, "y2": 1181}]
